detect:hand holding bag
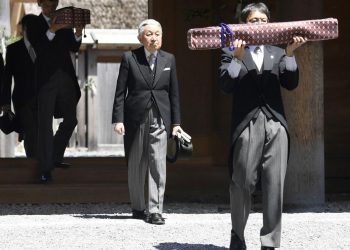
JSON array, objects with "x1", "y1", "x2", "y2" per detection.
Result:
[{"x1": 167, "y1": 129, "x2": 193, "y2": 163}]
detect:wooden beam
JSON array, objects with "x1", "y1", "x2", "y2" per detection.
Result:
[
  {"x1": 10, "y1": 0, "x2": 37, "y2": 3},
  {"x1": 10, "y1": 5, "x2": 20, "y2": 35},
  {"x1": 10, "y1": 2, "x2": 23, "y2": 36}
]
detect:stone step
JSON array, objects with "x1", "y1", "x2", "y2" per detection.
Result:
[
  {"x1": 0, "y1": 157, "x2": 127, "y2": 184},
  {"x1": 0, "y1": 157, "x2": 229, "y2": 203},
  {"x1": 0, "y1": 183, "x2": 129, "y2": 204}
]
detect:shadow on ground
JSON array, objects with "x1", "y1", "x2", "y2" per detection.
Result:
[
  {"x1": 0, "y1": 198, "x2": 349, "y2": 215},
  {"x1": 154, "y1": 242, "x2": 227, "y2": 250},
  {"x1": 74, "y1": 214, "x2": 132, "y2": 219}
]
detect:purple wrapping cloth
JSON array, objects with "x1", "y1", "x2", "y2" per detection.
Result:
[{"x1": 187, "y1": 18, "x2": 338, "y2": 50}]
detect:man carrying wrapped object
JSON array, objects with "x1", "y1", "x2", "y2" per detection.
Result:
[{"x1": 216, "y1": 3, "x2": 309, "y2": 250}]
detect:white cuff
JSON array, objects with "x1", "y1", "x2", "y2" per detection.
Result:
[
  {"x1": 46, "y1": 30, "x2": 55, "y2": 41},
  {"x1": 285, "y1": 56, "x2": 297, "y2": 71},
  {"x1": 75, "y1": 34, "x2": 82, "y2": 41},
  {"x1": 227, "y1": 58, "x2": 241, "y2": 78}
]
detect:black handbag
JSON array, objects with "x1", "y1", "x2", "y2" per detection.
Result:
[
  {"x1": 167, "y1": 130, "x2": 193, "y2": 163},
  {"x1": 0, "y1": 111, "x2": 19, "y2": 135}
]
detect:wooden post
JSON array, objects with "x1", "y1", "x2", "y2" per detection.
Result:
[
  {"x1": 278, "y1": 0, "x2": 325, "y2": 205},
  {"x1": 87, "y1": 48, "x2": 98, "y2": 151},
  {"x1": 76, "y1": 50, "x2": 87, "y2": 147}
]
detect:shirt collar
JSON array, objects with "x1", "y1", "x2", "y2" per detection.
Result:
[
  {"x1": 144, "y1": 48, "x2": 158, "y2": 59},
  {"x1": 42, "y1": 13, "x2": 51, "y2": 25},
  {"x1": 249, "y1": 45, "x2": 264, "y2": 53}
]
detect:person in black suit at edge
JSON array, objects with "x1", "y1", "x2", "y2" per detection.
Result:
[
  {"x1": 27, "y1": 0, "x2": 83, "y2": 183},
  {"x1": 112, "y1": 19, "x2": 182, "y2": 225},
  {"x1": 219, "y1": 3, "x2": 307, "y2": 250},
  {"x1": 0, "y1": 52, "x2": 4, "y2": 123},
  {"x1": 0, "y1": 52, "x2": 4, "y2": 106},
  {"x1": 0, "y1": 14, "x2": 38, "y2": 158}
]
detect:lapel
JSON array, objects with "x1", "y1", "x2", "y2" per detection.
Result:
[
  {"x1": 242, "y1": 47, "x2": 258, "y2": 81},
  {"x1": 262, "y1": 45, "x2": 274, "y2": 71},
  {"x1": 153, "y1": 50, "x2": 167, "y2": 87},
  {"x1": 132, "y1": 47, "x2": 154, "y2": 88},
  {"x1": 19, "y1": 39, "x2": 34, "y2": 65},
  {"x1": 39, "y1": 13, "x2": 49, "y2": 30},
  {"x1": 262, "y1": 45, "x2": 275, "y2": 84}
]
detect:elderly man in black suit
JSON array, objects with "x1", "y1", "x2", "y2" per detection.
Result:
[
  {"x1": 219, "y1": 3, "x2": 307, "y2": 250},
  {"x1": 0, "y1": 14, "x2": 38, "y2": 157},
  {"x1": 112, "y1": 19, "x2": 182, "y2": 225},
  {"x1": 27, "y1": 0, "x2": 82, "y2": 183}
]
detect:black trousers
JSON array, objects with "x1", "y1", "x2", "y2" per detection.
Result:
[
  {"x1": 17, "y1": 99, "x2": 37, "y2": 158},
  {"x1": 37, "y1": 70, "x2": 77, "y2": 172}
]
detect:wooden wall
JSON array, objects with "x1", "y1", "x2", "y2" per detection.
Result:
[{"x1": 324, "y1": 0, "x2": 350, "y2": 193}]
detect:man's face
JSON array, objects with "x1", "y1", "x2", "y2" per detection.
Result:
[
  {"x1": 246, "y1": 11, "x2": 268, "y2": 24},
  {"x1": 38, "y1": 0, "x2": 59, "y2": 16},
  {"x1": 139, "y1": 24, "x2": 162, "y2": 53}
]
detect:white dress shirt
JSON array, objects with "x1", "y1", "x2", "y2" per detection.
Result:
[
  {"x1": 144, "y1": 48, "x2": 158, "y2": 70},
  {"x1": 227, "y1": 45, "x2": 298, "y2": 78}
]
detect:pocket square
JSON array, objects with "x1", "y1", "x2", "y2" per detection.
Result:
[{"x1": 163, "y1": 67, "x2": 171, "y2": 71}]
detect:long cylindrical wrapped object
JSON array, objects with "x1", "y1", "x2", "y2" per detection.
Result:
[
  {"x1": 187, "y1": 18, "x2": 338, "y2": 50},
  {"x1": 51, "y1": 6, "x2": 91, "y2": 28}
]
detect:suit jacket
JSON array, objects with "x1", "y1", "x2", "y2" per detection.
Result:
[
  {"x1": 0, "y1": 53, "x2": 4, "y2": 99},
  {"x1": 27, "y1": 13, "x2": 81, "y2": 100},
  {"x1": 1, "y1": 39, "x2": 36, "y2": 112},
  {"x1": 219, "y1": 45, "x2": 299, "y2": 172},
  {"x1": 112, "y1": 46, "x2": 181, "y2": 155}
]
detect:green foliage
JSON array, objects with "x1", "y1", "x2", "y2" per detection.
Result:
[{"x1": 0, "y1": 26, "x2": 21, "y2": 54}]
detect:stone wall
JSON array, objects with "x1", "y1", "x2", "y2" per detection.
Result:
[{"x1": 24, "y1": 0, "x2": 148, "y2": 29}]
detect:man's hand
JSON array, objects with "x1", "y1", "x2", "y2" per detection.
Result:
[
  {"x1": 286, "y1": 36, "x2": 308, "y2": 57},
  {"x1": 232, "y1": 39, "x2": 247, "y2": 61},
  {"x1": 114, "y1": 122, "x2": 125, "y2": 135},
  {"x1": 172, "y1": 125, "x2": 181, "y2": 137}
]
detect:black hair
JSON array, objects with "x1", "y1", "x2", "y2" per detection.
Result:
[
  {"x1": 240, "y1": 2, "x2": 270, "y2": 23},
  {"x1": 19, "y1": 14, "x2": 38, "y2": 30}
]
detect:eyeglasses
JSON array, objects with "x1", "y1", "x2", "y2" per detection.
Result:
[{"x1": 247, "y1": 18, "x2": 268, "y2": 24}]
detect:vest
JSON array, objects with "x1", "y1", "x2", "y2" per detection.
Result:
[{"x1": 252, "y1": 61, "x2": 273, "y2": 119}]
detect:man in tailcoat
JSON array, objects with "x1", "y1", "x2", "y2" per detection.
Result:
[
  {"x1": 112, "y1": 19, "x2": 182, "y2": 225},
  {"x1": 1, "y1": 14, "x2": 38, "y2": 157},
  {"x1": 27, "y1": 0, "x2": 82, "y2": 183},
  {"x1": 218, "y1": 3, "x2": 307, "y2": 249}
]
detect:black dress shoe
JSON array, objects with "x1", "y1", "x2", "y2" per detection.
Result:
[
  {"x1": 132, "y1": 209, "x2": 146, "y2": 219},
  {"x1": 230, "y1": 230, "x2": 246, "y2": 250},
  {"x1": 55, "y1": 162, "x2": 71, "y2": 169},
  {"x1": 261, "y1": 247, "x2": 275, "y2": 250},
  {"x1": 147, "y1": 213, "x2": 165, "y2": 225},
  {"x1": 40, "y1": 171, "x2": 52, "y2": 184}
]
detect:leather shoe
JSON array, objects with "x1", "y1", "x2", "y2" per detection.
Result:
[
  {"x1": 230, "y1": 230, "x2": 246, "y2": 250},
  {"x1": 39, "y1": 171, "x2": 52, "y2": 184},
  {"x1": 261, "y1": 247, "x2": 275, "y2": 250},
  {"x1": 55, "y1": 162, "x2": 71, "y2": 169},
  {"x1": 132, "y1": 209, "x2": 146, "y2": 219},
  {"x1": 147, "y1": 213, "x2": 165, "y2": 225}
]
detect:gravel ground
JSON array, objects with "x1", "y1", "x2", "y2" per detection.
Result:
[{"x1": 0, "y1": 202, "x2": 349, "y2": 250}]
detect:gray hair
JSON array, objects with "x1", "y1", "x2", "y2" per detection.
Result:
[{"x1": 137, "y1": 19, "x2": 162, "y2": 38}]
